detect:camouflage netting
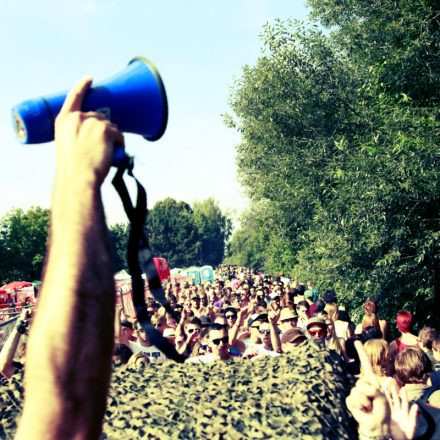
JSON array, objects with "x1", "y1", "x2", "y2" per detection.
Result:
[{"x1": 0, "y1": 342, "x2": 356, "y2": 439}]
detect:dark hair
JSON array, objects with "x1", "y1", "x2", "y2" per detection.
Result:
[
  {"x1": 337, "y1": 309, "x2": 351, "y2": 323},
  {"x1": 297, "y1": 300, "x2": 310, "y2": 311},
  {"x1": 296, "y1": 284, "x2": 306, "y2": 295},
  {"x1": 187, "y1": 317, "x2": 202, "y2": 327},
  {"x1": 257, "y1": 299, "x2": 267, "y2": 308},
  {"x1": 114, "y1": 344, "x2": 133, "y2": 364},
  {"x1": 323, "y1": 290, "x2": 337, "y2": 304},
  {"x1": 314, "y1": 300, "x2": 326, "y2": 314},
  {"x1": 345, "y1": 336, "x2": 362, "y2": 374},
  {"x1": 362, "y1": 326, "x2": 383, "y2": 342},
  {"x1": 209, "y1": 323, "x2": 227, "y2": 332},
  {"x1": 121, "y1": 319, "x2": 133, "y2": 329}
]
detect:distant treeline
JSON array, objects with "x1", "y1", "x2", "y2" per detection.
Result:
[{"x1": 0, "y1": 197, "x2": 231, "y2": 284}]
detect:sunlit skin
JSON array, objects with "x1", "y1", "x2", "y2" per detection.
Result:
[
  {"x1": 279, "y1": 317, "x2": 297, "y2": 333},
  {"x1": 308, "y1": 325, "x2": 327, "y2": 343},
  {"x1": 209, "y1": 328, "x2": 230, "y2": 360},
  {"x1": 258, "y1": 323, "x2": 273, "y2": 350}
]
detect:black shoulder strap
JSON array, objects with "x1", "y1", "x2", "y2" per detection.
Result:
[{"x1": 112, "y1": 161, "x2": 186, "y2": 363}]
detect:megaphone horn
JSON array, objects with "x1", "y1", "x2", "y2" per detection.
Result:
[{"x1": 12, "y1": 57, "x2": 168, "y2": 166}]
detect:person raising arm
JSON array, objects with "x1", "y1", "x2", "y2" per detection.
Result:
[{"x1": 15, "y1": 77, "x2": 123, "y2": 440}]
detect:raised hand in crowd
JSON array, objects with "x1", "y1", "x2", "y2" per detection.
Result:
[
  {"x1": 268, "y1": 309, "x2": 282, "y2": 353},
  {"x1": 346, "y1": 340, "x2": 418, "y2": 440}
]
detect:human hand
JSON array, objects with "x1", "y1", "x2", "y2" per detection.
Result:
[
  {"x1": 346, "y1": 376, "x2": 391, "y2": 437},
  {"x1": 187, "y1": 328, "x2": 200, "y2": 344},
  {"x1": 237, "y1": 306, "x2": 251, "y2": 325},
  {"x1": 346, "y1": 341, "x2": 391, "y2": 438},
  {"x1": 238, "y1": 330, "x2": 250, "y2": 340},
  {"x1": 243, "y1": 347, "x2": 258, "y2": 359},
  {"x1": 54, "y1": 77, "x2": 124, "y2": 187},
  {"x1": 268, "y1": 309, "x2": 280, "y2": 326},
  {"x1": 386, "y1": 386, "x2": 418, "y2": 440}
]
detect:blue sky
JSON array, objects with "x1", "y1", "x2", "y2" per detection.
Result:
[{"x1": 0, "y1": 0, "x2": 309, "y2": 225}]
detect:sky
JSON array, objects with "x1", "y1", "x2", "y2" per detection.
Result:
[{"x1": 0, "y1": 0, "x2": 310, "y2": 226}]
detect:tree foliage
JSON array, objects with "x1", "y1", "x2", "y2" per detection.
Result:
[
  {"x1": 227, "y1": 3, "x2": 440, "y2": 326},
  {"x1": 193, "y1": 198, "x2": 232, "y2": 267},
  {"x1": 108, "y1": 223, "x2": 129, "y2": 272},
  {"x1": 147, "y1": 198, "x2": 201, "y2": 268},
  {"x1": 0, "y1": 207, "x2": 50, "y2": 283}
]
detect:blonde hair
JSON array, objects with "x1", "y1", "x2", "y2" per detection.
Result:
[
  {"x1": 324, "y1": 302, "x2": 338, "y2": 322},
  {"x1": 363, "y1": 299, "x2": 377, "y2": 314},
  {"x1": 325, "y1": 317, "x2": 342, "y2": 354},
  {"x1": 363, "y1": 339, "x2": 389, "y2": 376},
  {"x1": 362, "y1": 313, "x2": 379, "y2": 331}
]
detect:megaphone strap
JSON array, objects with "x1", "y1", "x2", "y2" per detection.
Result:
[{"x1": 112, "y1": 164, "x2": 186, "y2": 363}]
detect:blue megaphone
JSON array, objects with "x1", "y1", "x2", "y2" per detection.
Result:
[{"x1": 11, "y1": 57, "x2": 168, "y2": 166}]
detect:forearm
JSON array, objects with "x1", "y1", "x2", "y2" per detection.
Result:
[
  {"x1": 16, "y1": 182, "x2": 115, "y2": 440},
  {"x1": 0, "y1": 327, "x2": 22, "y2": 378},
  {"x1": 229, "y1": 320, "x2": 242, "y2": 346},
  {"x1": 270, "y1": 324, "x2": 282, "y2": 353}
]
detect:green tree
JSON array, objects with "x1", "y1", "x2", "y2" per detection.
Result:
[
  {"x1": 228, "y1": 7, "x2": 440, "y2": 326},
  {"x1": 227, "y1": 20, "x2": 363, "y2": 274},
  {"x1": 108, "y1": 223, "x2": 129, "y2": 272},
  {"x1": 147, "y1": 198, "x2": 201, "y2": 268},
  {"x1": 0, "y1": 207, "x2": 50, "y2": 283},
  {"x1": 192, "y1": 198, "x2": 232, "y2": 267}
]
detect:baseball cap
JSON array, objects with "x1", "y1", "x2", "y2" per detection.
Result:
[
  {"x1": 279, "y1": 308, "x2": 298, "y2": 321},
  {"x1": 306, "y1": 316, "x2": 327, "y2": 330},
  {"x1": 281, "y1": 328, "x2": 307, "y2": 345},
  {"x1": 248, "y1": 313, "x2": 268, "y2": 327}
]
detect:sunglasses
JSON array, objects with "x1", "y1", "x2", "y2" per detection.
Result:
[
  {"x1": 281, "y1": 318, "x2": 297, "y2": 323},
  {"x1": 309, "y1": 329, "x2": 326, "y2": 337},
  {"x1": 212, "y1": 336, "x2": 229, "y2": 346},
  {"x1": 187, "y1": 328, "x2": 200, "y2": 334},
  {"x1": 226, "y1": 314, "x2": 237, "y2": 320},
  {"x1": 259, "y1": 329, "x2": 271, "y2": 335}
]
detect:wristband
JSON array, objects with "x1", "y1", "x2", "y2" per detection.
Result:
[{"x1": 15, "y1": 321, "x2": 27, "y2": 335}]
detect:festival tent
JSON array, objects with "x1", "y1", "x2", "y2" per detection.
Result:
[
  {"x1": 199, "y1": 265, "x2": 214, "y2": 284},
  {"x1": 0, "y1": 281, "x2": 34, "y2": 306},
  {"x1": 184, "y1": 267, "x2": 202, "y2": 285},
  {"x1": 1, "y1": 281, "x2": 33, "y2": 292},
  {"x1": 114, "y1": 269, "x2": 131, "y2": 281}
]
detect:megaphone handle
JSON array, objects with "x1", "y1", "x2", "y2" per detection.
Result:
[{"x1": 112, "y1": 145, "x2": 131, "y2": 167}]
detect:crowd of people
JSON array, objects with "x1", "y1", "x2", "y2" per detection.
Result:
[
  {"x1": 3, "y1": 77, "x2": 440, "y2": 439},
  {"x1": 110, "y1": 264, "x2": 440, "y2": 438},
  {"x1": 3, "y1": 264, "x2": 440, "y2": 438}
]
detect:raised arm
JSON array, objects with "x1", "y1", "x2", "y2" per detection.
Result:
[
  {"x1": 268, "y1": 309, "x2": 282, "y2": 353},
  {"x1": 15, "y1": 77, "x2": 123, "y2": 440},
  {"x1": 0, "y1": 309, "x2": 28, "y2": 378}
]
